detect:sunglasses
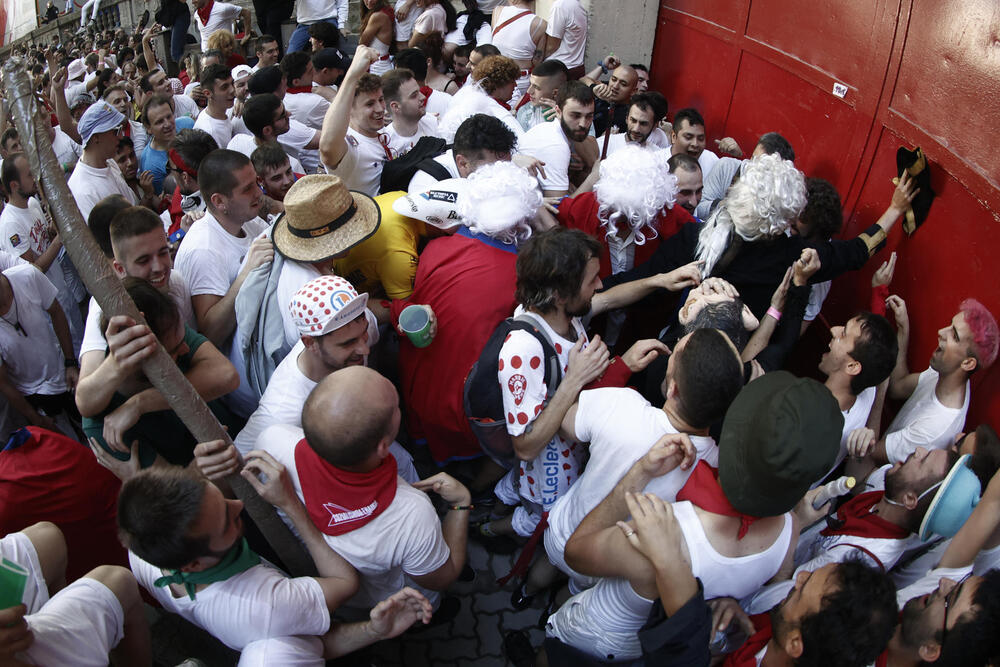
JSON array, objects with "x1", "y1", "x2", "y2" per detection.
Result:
[{"x1": 941, "y1": 572, "x2": 973, "y2": 647}]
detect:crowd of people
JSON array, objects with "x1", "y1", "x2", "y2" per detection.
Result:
[{"x1": 0, "y1": 0, "x2": 999, "y2": 665}]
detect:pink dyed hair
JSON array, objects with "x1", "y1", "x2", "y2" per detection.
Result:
[{"x1": 960, "y1": 298, "x2": 999, "y2": 369}]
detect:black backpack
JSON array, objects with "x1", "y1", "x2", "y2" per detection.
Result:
[
  {"x1": 379, "y1": 136, "x2": 450, "y2": 194},
  {"x1": 463, "y1": 313, "x2": 562, "y2": 469}
]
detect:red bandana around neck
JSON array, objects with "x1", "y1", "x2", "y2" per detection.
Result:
[
  {"x1": 676, "y1": 461, "x2": 761, "y2": 539},
  {"x1": 820, "y1": 491, "x2": 911, "y2": 540},
  {"x1": 419, "y1": 85, "x2": 433, "y2": 102},
  {"x1": 196, "y1": 0, "x2": 215, "y2": 25},
  {"x1": 294, "y1": 439, "x2": 398, "y2": 536},
  {"x1": 722, "y1": 613, "x2": 772, "y2": 667},
  {"x1": 286, "y1": 86, "x2": 313, "y2": 94}
]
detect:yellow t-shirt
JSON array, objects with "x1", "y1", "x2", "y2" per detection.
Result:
[{"x1": 334, "y1": 191, "x2": 426, "y2": 299}]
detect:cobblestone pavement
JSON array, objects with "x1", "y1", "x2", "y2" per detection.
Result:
[{"x1": 151, "y1": 539, "x2": 546, "y2": 666}]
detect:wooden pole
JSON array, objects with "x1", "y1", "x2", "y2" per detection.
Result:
[{"x1": 2, "y1": 58, "x2": 316, "y2": 577}]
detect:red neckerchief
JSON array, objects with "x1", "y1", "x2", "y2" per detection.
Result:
[
  {"x1": 821, "y1": 491, "x2": 911, "y2": 540},
  {"x1": 514, "y1": 93, "x2": 532, "y2": 111},
  {"x1": 286, "y1": 86, "x2": 313, "y2": 94},
  {"x1": 419, "y1": 85, "x2": 435, "y2": 110},
  {"x1": 676, "y1": 461, "x2": 760, "y2": 539},
  {"x1": 168, "y1": 186, "x2": 184, "y2": 236},
  {"x1": 196, "y1": 0, "x2": 214, "y2": 25},
  {"x1": 875, "y1": 650, "x2": 889, "y2": 667},
  {"x1": 378, "y1": 6, "x2": 395, "y2": 20},
  {"x1": 294, "y1": 439, "x2": 398, "y2": 536},
  {"x1": 493, "y1": 96, "x2": 512, "y2": 111},
  {"x1": 722, "y1": 613, "x2": 772, "y2": 667}
]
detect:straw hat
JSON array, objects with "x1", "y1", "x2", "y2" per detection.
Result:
[{"x1": 273, "y1": 174, "x2": 381, "y2": 263}]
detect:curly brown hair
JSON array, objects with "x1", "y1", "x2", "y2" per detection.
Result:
[
  {"x1": 354, "y1": 73, "x2": 383, "y2": 98},
  {"x1": 206, "y1": 29, "x2": 237, "y2": 57},
  {"x1": 470, "y1": 55, "x2": 519, "y2": 94}
]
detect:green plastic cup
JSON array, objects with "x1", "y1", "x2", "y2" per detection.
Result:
[
  {"x1": 0, "y1": 558, "x2": 27, "y2": 610},
  {"x1": 399, "y1": 305, "x2": 433, "y2": 348}
]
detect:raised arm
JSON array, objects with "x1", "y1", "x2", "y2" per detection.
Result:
[
  {"x1": 319, "y1": 46, "x2": 378, "y2": 170},
  {"x1": 49, "y1": 68, "x2": 81, "y2": 144},
  {"x1": 591, "y1": 261, "x2": 702, "y2": 317}
]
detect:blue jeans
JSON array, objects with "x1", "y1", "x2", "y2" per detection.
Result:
[
  {"x1": 170, "y1": 7, "x2": 191, "y2": 63},
  {"x1": 287, "y1": 17, "x2": 338, "y2": 53}
]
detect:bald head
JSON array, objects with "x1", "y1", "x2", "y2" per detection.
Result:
[
  {"x1": 302, "y1": 366, "x2": 399, "y2": 469},
  {"x1": 608, "y1": 65, "x2": 638, "y2": 104}
]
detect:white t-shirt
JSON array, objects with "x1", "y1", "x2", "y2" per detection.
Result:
[
  {"x1": 698, "y1": 149, "x2": 720, "y2": 179},
  {"x1": 393, "y1": 0, "x2": 423, "y2": 41},
  {"x1": 129, "y1": 551, "x2": 330, "y2": 651},
  {"x1": 174, "y1": 212, "x2": 268, "y2": 300},
  {"x1": 884, "y1": 367, "x2": 969, "y2": 464},
  {"x1": 279, "y1": 119, "x2": 321, "y2": 175},
  {"x1": 545, "y1": 387, "x2": 718, "y2": 574},
  {"x1": 173, "y1": 93, "x2": 200, "y2": 121},
  {"x1": 263, "y1": 423, "x2": 451, "y2": 608},
  {"x1": 499, "y1": 309, "x2": 588, "y2": 510},
  {"x1": 817, "y1": 385, "x2": 877, "y2": 484},
  {"x1": 194, "y1": 1, "x2": 242, "y2": 51},
  {"x1": 52, "y1": 127, "x2": 82, "y2": 172},
  {"x1": 413, "y1": 4, "x2": 446, "y2": 35},
  {"x1": 895, "y1": 564, "x2": 973, "y2": 610},
  {"x1": 546, "y1": 0, "x2": 587, "y2": 68},
  {"x1": 425, "y1": 89, "x2": 453, "y2": 118},
  {"x1": 803, "y1": 279, "x2": 831, "y2": 322},
  {"x1": 383, "y1": 115, "x2": 440, "y2": 159},
  {"x1": 193, "y1": 112, "x2": 235, "y2": 152},
  {"x1": 80, "y1": 273, "x2": 196, "y2": 356},
  {"x1": 0, "y1": 265, "x2": 67, "y2": 395},
  {"x1": 226, "y1": 135, "x2": 306, "y2": 175},
  {"x1": 283, "y1": 91, "x2": 330, "y2": 132},
  {"x1": 67, "y1": 159, "x2": 139, "y2": 223},
  {"x1": 406, "y1": 150, "x2": 460, "y2": 193},
  {"x1": 793, "y1": 505, "x2": 924, "y2": 574},
  {"x1": 0, "y1": 198, "x2": 71, "y2": 300},
  {"x1": 325, "y1": 126, "x2": 388, "y2": 197},
  {"x1": 604, "y1": 128, "x2": 671, "y2": 157},
  {"x1": 296, "y1": 0, "x2": 348, "y2": 24},
  {"x1": 517, "y1": 119, "x2": 571, "y2": 192}
]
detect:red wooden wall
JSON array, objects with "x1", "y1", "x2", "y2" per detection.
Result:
[{"x1": 650, "y1": 0, "x2": 1000, "y2": 427}]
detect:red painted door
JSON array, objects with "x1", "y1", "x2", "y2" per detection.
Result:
[{"x1": 651, "y1": 0, "x2": 1000, "y2": 426}]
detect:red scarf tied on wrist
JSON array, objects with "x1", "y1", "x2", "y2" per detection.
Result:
[
  {"x1": 196, "y1": 0, "x2": 215, "y2": 25},
  {"x1": 294, "y1": 439, "x2": 398, "y2": 536},
  {"x1": 676, "y1": 461, "x2": 761, "y2": 539}
]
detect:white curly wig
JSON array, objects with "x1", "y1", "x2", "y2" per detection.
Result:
[
  {"x1": 459, "y1": 161, "x2": 543, "y2": 245},
  {"x1": 695, "y1": 152, "x2": 806, "y2": 277},
  {"x1": 593, "y1": 145, "x2": 677, "y2": 246}
]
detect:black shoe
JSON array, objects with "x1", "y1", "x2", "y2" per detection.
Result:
[
  {"x1": 458, "y1": 563, "x2": 476, "y2": 582},
  {"x1": 503, "y1": 630, "x2": 535, "y2": 667},
  {"x1": 510, "y1": 583, "x2": 534, "y2": 610},
  {"x1": 537, "y1": 586, "x2": 559, "y2": 629},
  {"x1": 408, "y1": 595, "x2": 460, "y2": 633}
]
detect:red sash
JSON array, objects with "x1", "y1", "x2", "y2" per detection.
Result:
[
  {"x1": 294, "y1": 439, "x2": 398, "y2": 536},
  {"x1": 196, "y1": 0, "x2": 214, "y2": 25},
  {"x1": 492, "y1": 9, "x2": 532, "y2": 36},
  {"x1": 168, "y1": 186, "x2": 184, "y2": 237},
  {"x1": 676, "y1": 461, "x2": 760, "y2": 539},
  {"x1": 722, "y1": 613, "x2": 772, "y2": 667},
  {"x1": 286, "y1": 86, "x2": 313, "y2": 94},
  {"x1": 820, "y1": 491, "x2": 911, "y2": 540}
]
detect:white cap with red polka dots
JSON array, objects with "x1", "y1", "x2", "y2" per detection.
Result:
[{"x1": 289, "y1": 275, "x2": 369, "y2": 337}]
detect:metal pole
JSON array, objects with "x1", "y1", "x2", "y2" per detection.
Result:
[{"x1": 2, "y1": 57, "x2": 316, "y2": 577}]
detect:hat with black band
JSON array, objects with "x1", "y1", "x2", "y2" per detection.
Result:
[{"x1": 272, "y1": 174, "x2": 381, "y2": 263}]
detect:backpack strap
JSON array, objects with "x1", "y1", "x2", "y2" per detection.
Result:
[
  {"x1": 512, "y1": 312, "x2": 563, "y2": 402},
  {"x1": 416, "y1": 156, "x2": 453, "y2": 182}
]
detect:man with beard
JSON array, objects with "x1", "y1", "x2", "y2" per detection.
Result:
[
  {"x1": 517, "y1": 80, "x2": 595, "y2": 197},
  {"x1": 381, "y1": 68, "x2": 441, "y2": 158},
  {"x1": 583, "y1": 61, "x2": 639, "y2": 137},
  {"x1": 251, "y1": 143, "x2": 298, "y2": 203},
  {"x1": 668, "y1": 153, "x2": 703, "y2": 217},
  {"x1": 604, "y1": 91, "x2": 669, "y2": 156},
  {"x1": 795, "y1": 447, "x2": 962, "y2": 574},
  {"x1": 193, "y1": 64, "x2": 238, "y2": 150}
]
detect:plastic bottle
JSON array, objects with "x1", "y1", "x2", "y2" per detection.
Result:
[{"x1": 812, "y1": 476, "x2": 856, "y2": 510}]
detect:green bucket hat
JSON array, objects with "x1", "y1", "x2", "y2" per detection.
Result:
[{"x1": 718, "y1": 371, "x2": 844, "y2": 517}]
